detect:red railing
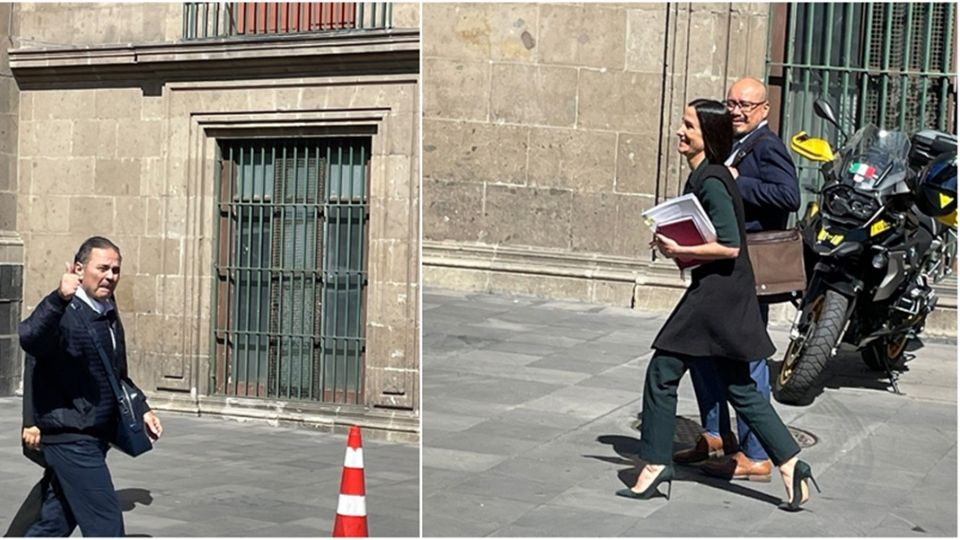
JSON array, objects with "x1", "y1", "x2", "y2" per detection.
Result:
[{"x1": 184, "y1": 2, "x2": 392, "y2": 39}]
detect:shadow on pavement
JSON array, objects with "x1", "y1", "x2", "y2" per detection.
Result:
[
  {"x1": 592, "y1": 417, "x2": 785, "y2": 508},
  {"x1": 118, "y1": 488, "x2": 154, "y2": 512}
]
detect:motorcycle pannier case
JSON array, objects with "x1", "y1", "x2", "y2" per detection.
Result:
[
  {"x1": 914, "y1": 151, "x2": 957, "y2": 227},
  {"x1": 746, "y1": 229, "x2": 807, "y2": 300}
]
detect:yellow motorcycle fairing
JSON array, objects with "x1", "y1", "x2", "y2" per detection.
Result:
[{"x1": 791, "y1": 131, "x2": 835, "y2": 162}]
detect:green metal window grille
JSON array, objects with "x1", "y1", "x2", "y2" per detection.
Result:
[
  {"x1": 183, "y1": 2, "x2": 393, "y2": 40},
  {"x1": 212, "y1": 138, "x2": 370, "y2": 404},
  {"x1": 768, "y1": 2, "x2": 957, "y2": 202}
]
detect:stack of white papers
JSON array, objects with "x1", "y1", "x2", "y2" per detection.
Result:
[{"x1": 641, "y1": 193, "x2": 717, "y2": 243}]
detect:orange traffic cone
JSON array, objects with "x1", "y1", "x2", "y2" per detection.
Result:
[{"x1": 333, "y1": 426, "x2": 368, "y2": 537}]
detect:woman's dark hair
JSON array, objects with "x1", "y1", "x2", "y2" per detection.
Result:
[{"x1": 688, "y1": 98, "x2": 734, "y2": 164}]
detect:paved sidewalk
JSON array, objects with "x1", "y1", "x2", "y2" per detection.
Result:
[
  {"x1": 423, "y1": 288, "x2": 957, "y2": 537},
  {"x1": 0, "y1": 405, "x2": 419, "y2": 537}
]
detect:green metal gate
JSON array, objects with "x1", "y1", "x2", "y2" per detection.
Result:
[
  {"x1": 768, "y1": 2, "x2": 957, "y2": 200},
  {"x1": 212, "y1": 138, "x2": 370, "y2": 404}
]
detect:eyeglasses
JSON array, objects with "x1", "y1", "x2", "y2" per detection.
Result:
[{"x1": 725, "y1": 99, "x2": 767, "y2": 112}]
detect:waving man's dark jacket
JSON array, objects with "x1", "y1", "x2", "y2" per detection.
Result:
[{"x1": 19, "y1": 290, "x2": 150, "y2": 445}]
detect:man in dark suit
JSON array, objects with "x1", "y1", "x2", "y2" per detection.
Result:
[
  {"x1": 17, "y1": 236, "x2": 163, "y2": 537},
  {"x1": 673, "y1": 78, "x2": 800, "y2": 482}
]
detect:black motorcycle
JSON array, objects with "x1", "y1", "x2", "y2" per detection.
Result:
[{"x1": 772, "y1": 100, "x2": 957, "y2": 406}]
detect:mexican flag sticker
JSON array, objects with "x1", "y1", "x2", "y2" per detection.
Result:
[{"x1": 849, "y1": 162, "x2": 876, "y2": 182}]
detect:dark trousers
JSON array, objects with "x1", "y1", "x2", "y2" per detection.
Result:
[
  {"x1": 25, "y1": 440, "x2": 124, "y2": 537},
  {"x1": 688, "y1": 304, "x2": 771, "y2": 461},
  {"x1": 640, "y1": 351, "x2": 800, "y2": 467}
]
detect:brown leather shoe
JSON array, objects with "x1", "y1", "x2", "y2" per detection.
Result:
[
  {"x1": 700, "y1": 451, "x2": 773, "y2": 482},
  {"x1": 672, "y1": 433, "x2": 738, "y2": 464}
]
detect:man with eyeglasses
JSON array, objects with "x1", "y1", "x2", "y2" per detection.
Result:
[{"x1": 672, "y1": 77, "x2": 800, "y2": 483}]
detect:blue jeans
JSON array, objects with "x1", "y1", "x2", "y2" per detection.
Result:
[
  {"x1": 688, "y1": 304, "x2": 771, "y2": 462},
  {"x1": 26, "y1": 440, "x2": 124, "y2": 537}
]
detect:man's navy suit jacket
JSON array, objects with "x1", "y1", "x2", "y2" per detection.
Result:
[{"x1": 734, "y1": 124, "x2": 801, "y2": 232}]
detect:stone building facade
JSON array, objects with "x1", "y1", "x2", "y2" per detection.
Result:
[
  {"x1": 423, "y1": 3, "x2": 769, "y2": 308},
  {"x1": 422, "y1": 2, "x2": 955, "y2": 335},
  {"x1": 2, "y1": 2, "x2": 421, "y2": 440}
]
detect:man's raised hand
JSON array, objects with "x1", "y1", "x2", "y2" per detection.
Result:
[{"x1": 59, "y1": 262, "x2": 81, "y2": 300}]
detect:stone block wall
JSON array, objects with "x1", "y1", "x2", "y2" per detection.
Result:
[
  {"x1": 423, "y1": 3, "x2": 771, "y2": 309},
  {"x1": 10, "y1": 3, "x2": 421, "y2": 434},
  {"x1": 0, "y1": 3, "x2": 23, "y2": 396},
  {"x1": 12, "y1": 2, "x2": 421, "y2": 47}
]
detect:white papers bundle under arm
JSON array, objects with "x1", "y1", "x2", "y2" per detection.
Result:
[{"x1": 641, "y1": 193, "x2": 718, "y2": 243}]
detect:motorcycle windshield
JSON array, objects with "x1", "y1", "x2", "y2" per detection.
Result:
[{"x1": 835, "y1": 125, "x2": 912, "y2": 195}]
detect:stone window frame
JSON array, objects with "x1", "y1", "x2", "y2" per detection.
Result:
[{"x1": 182, "y1": 105, "x2": 408, "y2": 422}]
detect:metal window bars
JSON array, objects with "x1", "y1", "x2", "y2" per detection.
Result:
[
  {"x1": 212, "y1": 138, "x2": 370, "y2": 404},
  {"x1": 183, "y1": 2, "x2": 394, "y2": 39}
]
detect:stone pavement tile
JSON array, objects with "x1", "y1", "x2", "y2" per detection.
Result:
[
  {"x1": 527, "y1": 352, "x2": 622, "y2": 375},
  {"x1": 421, "y1": 447, "x2": 508, "y2": 473},
  {"x1": 423, "y1": 466, "x2": 470, "y2": 495},
  {"x1": 489, "y1": 523, "x2": 552, "y2": 536},
  {"x1": 427, "y1": 322, "x2": 516, "y2": 343},
  {"x1": 492, "y1": 307, "x2": 582, "y2": 327},
  {"x1": 423, "y1": 512, "x2": 501, "y2": 537},
  {"x1": 620, "y1": 519, "x2": 750, "y2": 538},
  {"x1": 873, "y1": 507, "x2": 957, "y2": 536},
  {"x1": 422, "y1": 491, "x2": 538, "y2": 534},
  {"x1": 816, "y1": 479, "x2": 918, "y2": 508},
  {"x1": 123, "y1": 513, "x2": 190, "y2": 531},
  {"x1": 251, "y1": 482, "x2": 341, "y2": 509},
  {"x1": 450, "y1": 471, "x2": 565, "y2": 506},
  {"x1": 366, "y1": 516, "x2": 419, "y2": 538},
  {"x1": 561, "y1": 341, "x2": 648, "y2": 365},
  {"x1": 424, "y1": 332, "x2": 502, "y2": 356},
  {"x1": 428, "y1": 431, "x2": 546, "y2": 457},
  {"x1": 505, "y1": 504, "x2": 640, "y2": 536},
  {"x1": 486, "y1": 456, "x2": 602, "y2": 489},
  {"x1": 546, "y1": 484, "x2": 662, "y2": 519},
  {"x1": 151, "y1": 514, "x2": 291, "y2": 536},
  {"x1": 455, "y1": 349, "x2": 545, "y2": 367},
  {"x1": 421, "y1": 410, "x2": 488, "y2": 433},
  {"x1": 446, "y1": 378, "x2": 565, "y2": 406},
  {"x1": 485, "y1": 339, "x2": 578, "y2": 356},
  {"x1": 822, "y1": 462, "x2": 926, "y2": 489},
  {"x1": 463, "y1": 414, "x2": 581, "y2": 443},
  {"x1": 597, "y1": 328, "x2": 661, "y2": 345},
  {"x1": 522, "y1": 385, "x2": 637, "y2": 420},
  {"x1": 246, "y1": 522, "x2": 336, "y2": 537},
  {"x1": 502, "y1": 331, "x2": 593, "y2": 349},
  {"x1": 753, "y1": 499, "x2": 887, "y2": 536},
  {"x1": 285, "y1": 515, "x2": 334, "y2": 531},
  {"x1": 441, "y1": 359, "x2": 591, "y2": 386},
  {"x1": 366, "y1": 481, "x2": 420, "y2": 515},
  {"x1": 424, "y1": 396, "x2": 515, "y2": 417},
  {"x1": 487, "y1": 406, "x2": 588, "y2": 432}
]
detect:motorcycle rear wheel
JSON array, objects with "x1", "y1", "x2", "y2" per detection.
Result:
[
  {"x1": 861, "y1": 333, "x2": 909, "y2": 371},
  {"x1": 773, "y1": 289, "x2": 849, "y2": 406}
]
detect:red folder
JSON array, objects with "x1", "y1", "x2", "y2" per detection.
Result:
[{"x1": 656, "y1": 218, "x2": 707, "y2": 270}]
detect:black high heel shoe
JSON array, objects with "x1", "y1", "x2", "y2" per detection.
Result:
[
  {"x1": 781, "y1": 460, "x2": 820, "y2": 512},
  {"x1": 616, "y1": 465, "x2": 674, "y2": 500}
]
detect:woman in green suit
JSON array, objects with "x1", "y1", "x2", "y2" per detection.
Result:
[{"x1": 617, "y1": 99, "x2": 818, "y2": 511}]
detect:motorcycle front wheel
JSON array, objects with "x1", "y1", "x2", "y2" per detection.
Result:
[
  {"x1": 773, "y1": 289, "x2": 849, "y2": 406},
  {"x1": 861, "y1": 333, "x2": 909, "y2": 371}
]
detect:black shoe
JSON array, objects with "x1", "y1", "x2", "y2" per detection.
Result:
[
  {"x1": 616, "y1": 465, "x2": 674, "y2": 500},
  {"x1": 780, "y1": 460, "x2": 820, "y2": 512}
]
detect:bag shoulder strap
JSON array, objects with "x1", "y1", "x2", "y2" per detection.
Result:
[
  {"x1": 70, "y1": 301, "x2": 123, "y2": 401},
  {"x1": 731, "y1": 128, "x2": 778, "y2": 167}
]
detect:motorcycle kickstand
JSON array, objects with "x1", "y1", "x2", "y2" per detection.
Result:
[{"x1": 883, "y1": 359, "x2": 903, "y2": 395}]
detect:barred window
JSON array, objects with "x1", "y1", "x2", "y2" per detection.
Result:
[{"x1": 213, "y1": 138, "x2": 370, "y2": 404}]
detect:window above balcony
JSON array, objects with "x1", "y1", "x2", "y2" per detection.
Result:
[{"x1": 183, "y1": 2, "x2": 394, "y2": 40}]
